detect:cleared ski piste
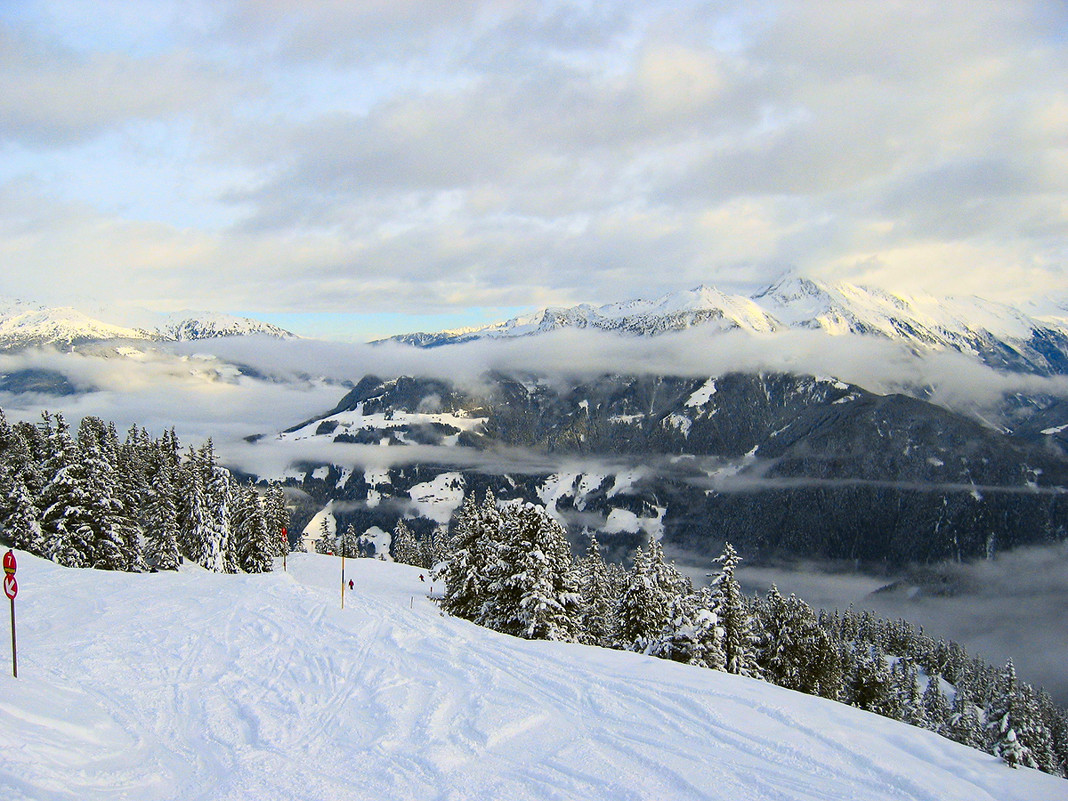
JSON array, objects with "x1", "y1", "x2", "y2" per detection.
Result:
[{"x1": 0, "y1": 553, "x2": 1063, "y2": 801}]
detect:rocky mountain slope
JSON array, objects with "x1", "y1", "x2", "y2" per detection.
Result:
[{"x1": 268, "y1": 371, "x2": 1068, "y2": 569}]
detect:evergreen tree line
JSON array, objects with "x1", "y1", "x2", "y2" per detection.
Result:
[
  {"x1": 431, "y1": 491, "x2": 1068, "y2": 778},
  {"x1": 317, "y1": 516, "x2": 449, "y2": 568},
  {"x1": 0, "y1": 410, "x2": 289, "y2": 574}
]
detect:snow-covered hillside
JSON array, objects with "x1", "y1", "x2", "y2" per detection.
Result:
[{"x1": 0, "y1": 553, "x2": 1061, "y2": 801}]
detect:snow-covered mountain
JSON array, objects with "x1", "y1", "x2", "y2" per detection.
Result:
[
  {"x1": 384, "y1": 276, "x2": 1068, "y2": 376},
  {"x1": 1, "y1": 551, "x2": 1060, "y2": 800},
  {"x1": 0, "y1": 298, "x2": 155, "y2": 349},
  {"x1": 0, "y1": 297, "x2": 292, "y2": 350},
  {"x1": 151, "y1": 310, "x2": 293, "y2": 341}
]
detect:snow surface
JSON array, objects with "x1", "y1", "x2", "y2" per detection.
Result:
[{"x1": 1, "y1": 553, "x2": 1062, "y2": 801}]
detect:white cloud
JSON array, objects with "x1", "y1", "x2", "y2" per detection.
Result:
[{"x1": 0, "y1": 0, "x2": 1065, "y2": 318}]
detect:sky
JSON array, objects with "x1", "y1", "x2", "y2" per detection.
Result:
[{"x1": 2, "y1": 0, "x2": 1067, "y2": 340}]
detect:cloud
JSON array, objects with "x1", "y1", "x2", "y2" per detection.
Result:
[
  {"x1": 0, "y1": 23, "x2": 249, "y2": 147},
  {"x1": 0, "y1": 344, "x2": 342, "y2": 450},
  {"x1": 1, "y1": 1, "x2": 1066, "y2": 326}
]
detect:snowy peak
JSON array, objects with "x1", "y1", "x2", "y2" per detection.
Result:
[
  {"x1": 0, "y1": 297, "x2": 293, "y2": 350},
  {"x1": 154, "y1": 311, "x2": 292, "y2": 341},
  {"x1": 0, "y1": 300, "x2": 155, "y2": 349},
  {"x1": 383, "y1": 277, "x2": 1068, "y2": 376}
]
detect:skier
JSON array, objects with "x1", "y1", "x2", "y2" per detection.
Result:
[{"x1": 348, "y1": 579, "x2": 354, "y2": 590}]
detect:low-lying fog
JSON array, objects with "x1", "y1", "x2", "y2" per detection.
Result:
[{"x1": 2, "y1": 332, "x2": 1067, "y2": 703}]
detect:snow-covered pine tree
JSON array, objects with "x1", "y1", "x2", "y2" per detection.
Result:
[
  {"x1": 481, "y1": 502, "x2": 580, "y2": 641},
  {"x1": 986, "y1": 660, "x2": 1037, "y2": 769},
  {"x1": 177, "y1": 445, "x2": 209, "y2": 566},
  {"x1": 438, "y1": 491, "x2": 501, "y2": 622},
  {"x1": 756, "y1": 586, "x2": 840, "y2": 698},
  {"x1": 337, "y1": 523, "x2": 361, "y2": 559},
  {"x1": 846, "y1": 643, "x2": 897, "y2": 717},
  {"x1": 0, "y1": 409, "x2": 29, "y2": 526},
  {"x1": 78, "y1": 416, "x2": 139, "y2": 572},
  {"x1": 574, "y1": 534, "x2": 617, "y2": 647},
  {"x1": 893, "y1": 656, "x2": 927, "y2": 728},
  {"x1": 233, "y1": 482, "x2": 273, "y2": 574},
  {"x1": 946, "y1": 684, "x2": 986, "y2": 750},
  {"x1": 39, "y1": 413, "x2": 95, "y2": 568},
  {"x1": 419, "y1": 526, "x2": 448, "y2": 571},
  {"x1": 921, "y1": 675, "x2": 951, "y2": 735},
  {"x1": 392, "y1": 518, "x2": 421, "y2": 565},
  {"x1": 201, "y1": 441, "x2": 237, "y2": 573},
  {"x1": 263, "y1": 481, "x2": 290, "y2": 556},
  {"x1": 616, "y1": 540, "x2": 689, "y2": 651},
  {"x1": 646, "y1": 586, "x2": 725, "y2": 669},
  {"x1": 708, "y1": 542, "x2": 761, "y2": 678},
  {"x1": 6, "y1": 475, "x2": 43, "y2": 554},
  {"x1": 314, "y1": 515, "x2": 334, "y2": 555},
  {"x1": 143, "y1": 454, "x2": 182, "y2": 571}
]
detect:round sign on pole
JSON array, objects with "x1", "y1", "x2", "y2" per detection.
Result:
[
  {"x1": 2, "y1": 550, "x2": 15, "y2": 575},
  {"x1": 3, "y1": 574, "x2": 15, "y2": 600}
]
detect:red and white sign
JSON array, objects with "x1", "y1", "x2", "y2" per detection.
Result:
[
  {"x1": 2, "y1": 574, "x2": 15, "y2": 600},
  {"x1": 2, "y1": 550, "x2": 14, "y2": 575}
]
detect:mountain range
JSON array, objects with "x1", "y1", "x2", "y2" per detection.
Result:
[
  {"x1": 0, "y1": 297, "x2": 292, "y2": 350},
  {"x1": 384, "y1": 275, "x2": 1068, "y2": 377}
]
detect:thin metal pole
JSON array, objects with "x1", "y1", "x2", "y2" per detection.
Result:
[{"x1": 9, "y1": 598, "x2": 16, "y2": 679}]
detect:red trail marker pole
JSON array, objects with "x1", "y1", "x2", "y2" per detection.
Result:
[{"x1": 3, "y1": 550, "x2": 17, "y2": 679}]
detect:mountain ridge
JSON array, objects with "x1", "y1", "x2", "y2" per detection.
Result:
[
  {"x1": 0, "y1": 297, "x2": 293, "y2": 350},
  {"x1": 381, "y1": 276, "x2": 1068, "y2": 377}
]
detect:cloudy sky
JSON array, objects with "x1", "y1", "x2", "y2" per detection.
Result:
[{"x1": 2, "y1": 0, "x2": 1067, "y2": 339}]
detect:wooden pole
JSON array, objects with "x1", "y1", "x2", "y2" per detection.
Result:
[{"x1": 341, "y1": 552, "x2": 346, "y2": 609}]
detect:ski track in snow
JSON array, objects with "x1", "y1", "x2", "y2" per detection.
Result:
[{"x1": 0, "y1": 554, "x2": 1064, "y2": 801}]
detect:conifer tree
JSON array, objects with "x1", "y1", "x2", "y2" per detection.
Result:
[
  {"x1": 574, "y1": 534, "x2": 617, "y2": 646},
  {"x1": 616, "y1": 540, "x2": 690, "y2": 651},
  {"x1": 337, "y1": 523, "x2": 361, "y2": 559},
  {"x1": 7, "y1": 475, "x2": 43, "y2": 554},
  {"x1": 392, "y1": 518, "x2": 421, "y2": 565},
  {"x1": 419, "y1": 526, "x2": 448, "y2": 571},
  {"x1": 481, "y1": 503, "x2": 580, "y2": 641},
  {"x1": 946, "y1": 685, "x2": 986, "y2": 750},
  {"x1": 233, "y1": 483, "x2": 273, "y2": 574},
  {"x1": 756, "y1": 586, "x2": 840, "y2": 698},
  {"x1": 143, "y1": 455, "x2": 182, "y2": 571},
  {"x1": 986, "y1": 660, "x2": 1036, "y2": 769},
  {"x1": 314, "y1": 516, "x2": 334, "y2": 555},
  {"x1": 708, "y1": 542, "x2": 761, "y2": 677},
  {"x1": 847, "y1": 643, "x2": 896, "y2": 717},
  {"x1": 264, "y1": 481, "x2": 290, "y2": 556},
  {"x1": 646, "y1": 586, "x2": 725, "y2": 669},
  {"x1": 439, "y1": 491, "x2": 501, "y2": 622},
  {"x1": 921, "y1": 676, "x2": 951, "y2": 735},
  {"x1": 39, "y1": 413, "x2": 95, "y2": 568},
  {"x1": 78, "y1": 416, "x2": 138, "y2": 571}
]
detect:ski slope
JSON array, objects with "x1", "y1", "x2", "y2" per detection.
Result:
[{"x1": 0, "y1": 554, "x2": 1063, "y2": 801}]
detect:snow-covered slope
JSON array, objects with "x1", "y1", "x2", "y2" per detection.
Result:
[
  {"x1": 384, "y1": 276, "x2": 1068, "y2": 376},
  {"x1": 0, "y1": 299, "x2": 154, "y2": 349},
  {"x1": 0, "y1": 552, "x2": 1061, "y2": 800},
  {"x1": 150, "y1": 310, "x2": 292, "y2": 341},
  {"x1": 0, "y1": 298, "x2": 292, "y2": 350}
]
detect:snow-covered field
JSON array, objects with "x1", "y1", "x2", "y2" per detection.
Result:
[{"x1": 0, "y1": 554, "x2": 1063, "y2": 801}]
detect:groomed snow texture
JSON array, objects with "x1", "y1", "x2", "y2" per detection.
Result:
[{"x1": 0, "y1": 553, "x2": 1063, "y2": 801}]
